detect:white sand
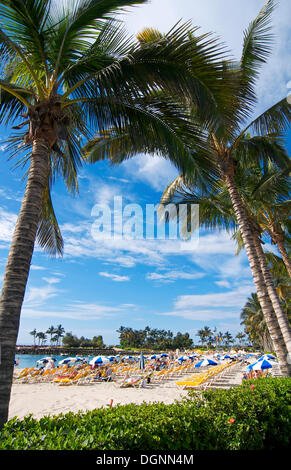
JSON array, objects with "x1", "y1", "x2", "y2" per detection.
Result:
[{"x1": 8, "y1": 382, "x2": 188, "y2": 421}]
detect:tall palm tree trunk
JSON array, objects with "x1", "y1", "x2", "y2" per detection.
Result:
[
  {"x1": 224, "y1": 171, "x2": 291, "y2": 375},
  {"x1": 0, "y1": 138, "x2": 49, "y2": 427},
  {"x1": 276, "y1": 239, "x2": 291, "y2": 278},
  {"x1": 252, "y1": 236, "x2": 291, "y2": 374},
  {"x1": 253, "y1": 235, "x2": 291, "y2": 356}
]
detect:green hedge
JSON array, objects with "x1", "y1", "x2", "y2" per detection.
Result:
[{"x1": 0, "y1": 378, "x2": 290, "y2": 450}]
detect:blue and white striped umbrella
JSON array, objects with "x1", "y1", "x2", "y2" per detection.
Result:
[
  {"x1": 89, "y1": 356, "x2": 110, "y2": 365},
  {"x1": 257, "y1": 354, "x2": 276, "y2": 362},
  {"x1": 160, "y1": 353, "x2": 168, "y2": 358},
  {"x1": 150, "y1": 354, "x2": 160, "y2": 359},
  {"x1": 247, "y1": 358, "x2": 277, "y2": 371},
  {"x1": 178, "y1": 355, "x2": 190, "y2": 362},
  {"x1": 58, "y1": 357, "x2": 81, "y2": 365},
  {"x1": 106, "y1": 356, "x2": 116, "y2": 362},
  {"x1": 195, "y1": 358, "x2": 218, "y2": 368},
  {"x1": 37, "y1": 357, "x2": 57, "y2": 365}
]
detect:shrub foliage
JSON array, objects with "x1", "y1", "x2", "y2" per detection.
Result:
[{"x1": 0, "y1": 378, "x2": 290, "y2": 450}]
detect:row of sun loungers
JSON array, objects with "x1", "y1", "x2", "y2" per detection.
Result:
[
  {"x1": 13, "y1": 359, "x2": 241, "y2": 388},
  {"x1": 175, "y1": 361, "x2": 240, "y2": 390}
]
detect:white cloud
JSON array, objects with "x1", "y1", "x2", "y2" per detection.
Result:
[
  {"x1": 99, "y1": 271, "x2": 130, "y2": 282},
  {"x1": 22, "y1": 301, "x2": 134, "y2": 321},
  {"x1": 159, "y1": 282, "x2": 254, "y2": 321},
  {"x1": 215, "y1": 280, "x2": 231, "y2": 289},
  {"x1": 42, "y1": 277, "x2": 62, "y2": 285},
  {"x1": 121, "y1": 154, "x2": 179, "y2": 192},
  {"x1": 0, "y1": 207, "x2": 17, "y2": 243},
  {"x1": 24, "y1": 284, "x2": 62, "y2": 308},
  {"x1": 146, "y1": 270, "x2": 205, "y2": 283},
  {"x1": 30, "y1": 265, "x2": 46, "y2": 271}
]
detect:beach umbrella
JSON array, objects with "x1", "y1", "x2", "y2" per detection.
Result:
[
  {"x1": 124, "y1": 355, "x2": 134, "y2": 360},
  {"x1": 160, "y1": 353, "x2": 168, "y2": 358},
  {"x1": 178, "y1": 355, "x2": 190, "y2": 362},
  {"x1": 89, "y1": 356, "x2": 110, "y2": 365},
  {"x1": 257, "y1": 354, "x2": 276, "y2": 361},
  {"x1": 150, "y1": 354, "x2": 160, "y2": 359},
  {"x1": 58, "y1": 357, "x2": 81, "y2": 365},
  {"x1": 247, "y1": 359, "x2": 277, "y2": 371},
  {"x1": 37, "y1": 357, "x2": 57, "y2": 365},
  {"x1": 106, "y1": 356, "x2": 116, "y2": 362},
  {"x1": 195, "y1": 358, "x2": 218, "y2": 368},
  {"x1": 139, "y1": 352, "x2": 145, "y2": 370}
]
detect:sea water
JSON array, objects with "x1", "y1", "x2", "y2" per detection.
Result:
[{"x1": 14, "y1": 354, "x2": 93, "y2": 369}]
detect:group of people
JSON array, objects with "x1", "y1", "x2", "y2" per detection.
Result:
[
  {"x1": 90, "y1": 364, "x2": 114, "y2": 381},
  {"x1": 243, "y1": 369, "x2": 270, "y2": 380}
]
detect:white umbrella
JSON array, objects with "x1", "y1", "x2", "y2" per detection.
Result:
[
  {"x1": 89, "y1": 356, "x2": 110, "y2": 365},
  {"x1": 195, "y1": 358, "x2": 218, "y2": 368},
  {"x1": 247, "y1": 359, "x2": 277, "y2": 371},
  {"x1": 107, "y1": 356, "x2": 116, "y2": 362},
  {"x1": 257, "y1": 354, "x2": 276, "y2": 361},
  {"x1": 177, "y1": 355, "x2": 190, "y2": 362},
  {"x1": 150, "y1": 354, "x2": 160, "y2": 359},
  {"x1": 58, "y1": 357, "x2": 81, "y2": 365},
  {"x1": 37, "y1": 357, "x2": 57, "y2": 365}
]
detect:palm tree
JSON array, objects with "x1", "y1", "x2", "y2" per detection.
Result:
[
  {"x1": 230, "y1": 161, "x2": 291, "y2": 276},
  {"x1": 160, "y1": 159, "x2": 291, "y2": 373},
  {"x1": 84, "y1": 2, "x2": 291, "y2": 370},
  {"x1": 0, "y1": 0, "x2": 232, "y2": 427},
  {"x1": 55, "y1": 324, "x2": 65, "y2": 346},
  {"x1": 197, "y1": 326, "x2": 213, "y2": 347},
  {"x1": 36, "y1": 331, "x2": 46, "y2": 346},
  {"x1": 29, "y1": 328, "x2": 37, "y2": 346},
  {"x1": 46, "y1": 325, "x2": 56, "y2": 346},
  {"x1": 235, "y1": 332, "x2": 246, "y2": 347},
  {"x1": 197, "y1": 329, "x2": 207, "y2": 347},
  {"x1": 265, "y1": 252, "x2": 291, "y2": 310},
  {"x1": 223, "y1": 331, "x2": 233, "y2": 349},
  {"x1": 241, "y1": 293, "x2": 274, "y2": 351},
  {"x1": 157, "y1": 1, "x2": 291, "y2": 372}
]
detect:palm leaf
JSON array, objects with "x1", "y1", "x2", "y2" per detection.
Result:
[{"x1": 37, "y1": 183, "x2": 64, "y2": 256}]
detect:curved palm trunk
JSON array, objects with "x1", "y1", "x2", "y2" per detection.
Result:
[
  {"x1": 253, "y1": 235, "x2": 291, "y2": 355},
  {"x1": 252, "y1": 236, "x2": 291, "y2": 375},
  {"x1": 276, "y1": 239, "x2": 291, "y2": 278},
  {"x1": 224, "y1": 172, "x2": 291, "y2": 375},
  {"x1": 0, "y1": 139, "x2": 49, "y2": 427}
]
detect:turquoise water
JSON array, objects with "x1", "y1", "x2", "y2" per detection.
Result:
[{"x1": 14, "y1": 354, "x2": 93, "y2": 369}]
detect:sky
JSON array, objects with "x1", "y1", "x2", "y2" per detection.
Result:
[{"x1": 0, "y1": 0, "x2": 290, "y2": 346}]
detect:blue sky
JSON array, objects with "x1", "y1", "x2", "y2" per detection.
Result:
[{"x1": 0, "y1": 0, "x2": 290, "y2": 345}]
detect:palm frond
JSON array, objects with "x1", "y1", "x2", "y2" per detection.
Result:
[
  {"x1": 37, "y1": 183, "x2": 64, "y2": 256},
  {"x1": 233, "y1": 133, "x2": 290, "y2": 170},
  {"x1": 50, "y1": 0, "x2": 148, "y2": 77},
  {"x1": 243, "y1": 98, "x2": 291, "y2": 136},
  {"x1": 240, "y1": 0, "x2": 275, "y2": 105}
]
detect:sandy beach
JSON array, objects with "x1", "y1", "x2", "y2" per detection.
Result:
[{"x1": 8, "y1": 382, "x2": 189, "y2": 421}]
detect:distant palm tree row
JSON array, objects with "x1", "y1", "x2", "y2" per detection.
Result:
[
  {"x1": 197, "y1": 327, "x2": 247, "y2": 349},
  {"x1": 0, "y1": 0, "x2": 290, "y2": 427},
  {"x1": 29, "y1": 325, "x2": 65, "y2": 346}
]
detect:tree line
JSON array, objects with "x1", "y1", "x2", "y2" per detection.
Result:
[{"x1": 117, "y1": 326, "x2": 248, "y2": 350}]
